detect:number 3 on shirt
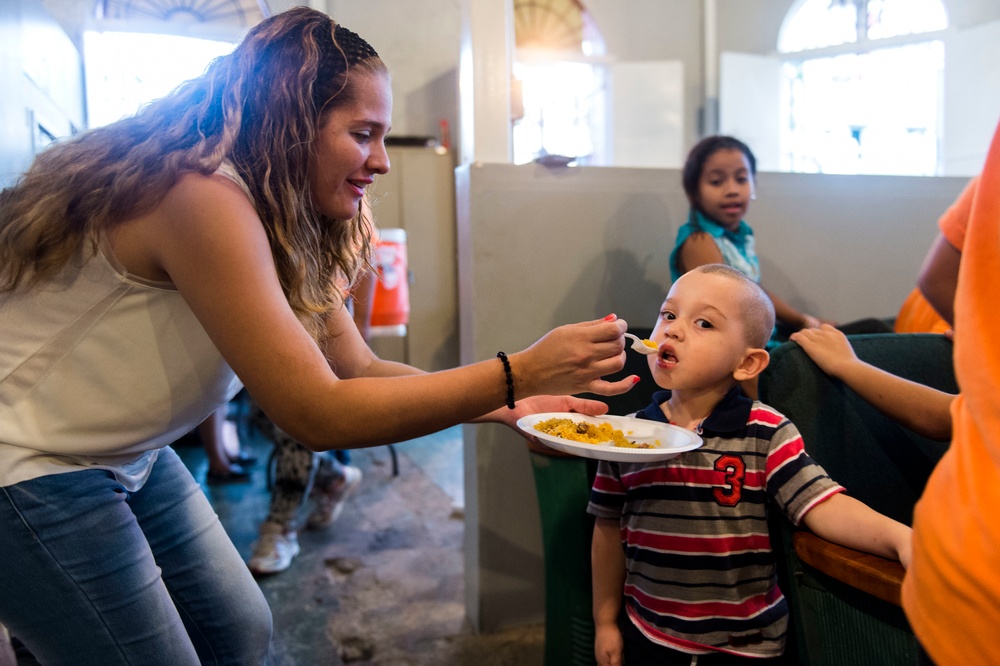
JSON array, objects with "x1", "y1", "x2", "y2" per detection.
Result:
[{"x1": 713, "y1": 454, "x2": 745, "y2": 506}]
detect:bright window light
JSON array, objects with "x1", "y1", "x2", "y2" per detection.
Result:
[
  {"x1": 866, "y1": 0, "x2": 947, "y2": 40},
  {"x1": 778, "y1": 0, "x2": 857, "y2": 53},
  {"x1": 778, "y1": 0, "x2": 948, "y2": 175},
  {"x1": 84, "y1": 31, "x2": 235, "y2": 128},
  {"x1": 512, "y1": 61, "x2": 601, "y2": 164},
  {"x1": 782, "y1": 42, "x2": 943, "y2": 175}
]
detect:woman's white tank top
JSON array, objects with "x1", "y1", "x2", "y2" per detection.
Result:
[{"x1": 0, "y1": 166, "x2": 249, "y2": 490}]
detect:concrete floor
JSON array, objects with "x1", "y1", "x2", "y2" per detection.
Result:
[{"x1": 177, "y1": 424, "x2": 545, "y2": 666}]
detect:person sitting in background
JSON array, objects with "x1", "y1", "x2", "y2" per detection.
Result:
[
  {"x1": 669, "y1": 136, "x2": 832, "y2": 346},
  {"x1": 247, "y1": 267, "x2": 376, "y2": 575},
  {"x1": 589, "y1": 264, "x2": 911, "y2": 666},
  {"x1": 0, "y1": 9, "x2": 635, "y2": 664},
  {"x1": 893, "y1": 288, "x2": 950, "y2": 335},
  {"x1": 246, "y1": 403, "x2": 362, "y2": 575}
]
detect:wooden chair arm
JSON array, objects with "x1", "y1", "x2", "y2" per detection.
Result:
[{"x1": 792, "y1": 531, "x2": 905, "y2": 607}]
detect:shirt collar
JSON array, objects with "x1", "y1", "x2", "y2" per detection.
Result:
[
  {"x1": 635, "y1": 386, "x2": 752, "y2": 434},
  {"x1": 693, "y1": 209, "x2": 754, "y2": 244}
]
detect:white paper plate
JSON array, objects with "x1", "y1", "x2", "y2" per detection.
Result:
[{"x1": 517, "y1": 412, "x2": 702, "y2": 463}]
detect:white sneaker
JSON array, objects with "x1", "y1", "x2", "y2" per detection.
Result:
[
  {"x1": 307, "y1": 465, "x2": 362, "y2": 530},
  {"x1": 247, "y1": 521, "x2": 300, "y2": 575}
]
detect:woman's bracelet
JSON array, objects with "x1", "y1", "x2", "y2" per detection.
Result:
[{"x1": 496, "y1": 351, "x2": 515, "y2": 409}]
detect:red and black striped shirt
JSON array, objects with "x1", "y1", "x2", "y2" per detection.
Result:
[{"x1": 588, "y1": 387, "x2": 843, "y2": 659}]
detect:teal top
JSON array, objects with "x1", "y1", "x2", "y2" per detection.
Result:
[
  {"x1": 670, "y1": 209, "x2": 781, "y2": 348},
  {"x1": 669, "y1": 209, "x2": 760, "y2": 284}
]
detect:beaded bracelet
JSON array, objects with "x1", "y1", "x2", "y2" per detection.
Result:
[{"x1": 496, "y1": 351, "x2": 515, "y2": 409}]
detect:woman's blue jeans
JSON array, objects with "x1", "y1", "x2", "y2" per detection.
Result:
[{"x1": 0, "y1": 447, "x2": 272, "y2": 665}]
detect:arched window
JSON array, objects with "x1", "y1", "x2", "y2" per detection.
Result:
[
  {"x1": 511, "y1": 0, "x2": 605, "y2": 165},
  {"x1": 96, "y1": 0, "x2": 267, "y2": 27},
  {"x1": 778, "y1": 0, "x2": 947, "y2": 175},
  {"x1": 84, "y1": 31, "x2": 235, "y2": 128},
  {"x1": 85, "y1": 0, "x2": 255, "y2": 129}
]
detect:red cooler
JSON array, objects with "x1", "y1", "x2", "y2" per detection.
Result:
[{"x1": 371, "y1": 228, "x2": 409, "y2": 328}]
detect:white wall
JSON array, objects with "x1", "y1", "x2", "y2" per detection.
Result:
[
  {"x1": 2, "y1": 0, "x2": 84, "y2": 187},
  {"x1": 748, "y1": 172, "x2": 970, "y2": 320},
  {"x1": 585, "y1": 0, "x2": 702, "y2": 156},
  {"x1": 325, "y1": 0, "x2": 461, "y2": 143},
  {"x1": 943, "y1": 20, "x2": 1000, "y2": 174},
  {"x1": 327, "y1": 0, "x2": 1000, "y2": 167}
]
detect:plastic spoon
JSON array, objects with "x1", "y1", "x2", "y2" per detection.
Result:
[{"x1": 624, "y1": 333, "x2": 659, "y2": 355}]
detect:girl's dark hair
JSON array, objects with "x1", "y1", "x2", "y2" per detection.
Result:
[{"x1": 681, "y1": 135, "x2": 757, "y2": 202}]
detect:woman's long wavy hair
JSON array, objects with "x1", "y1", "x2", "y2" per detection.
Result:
[{"x1": 0, "y1": 6, "x2": 383, "y2": 342}]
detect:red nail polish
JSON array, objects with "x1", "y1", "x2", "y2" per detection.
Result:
[
  {"x1": 632, "y1": 376, "x2": 641, "y2": 384},
  {"x1": 604, "y1": 314, "x2": 617, "y2": 321}
]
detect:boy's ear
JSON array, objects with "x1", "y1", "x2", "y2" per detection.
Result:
[{"x1": 733, "y1": 348, "x2": 770, "y2": 382}]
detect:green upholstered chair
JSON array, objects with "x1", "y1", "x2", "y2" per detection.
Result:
[{"x1": 758, "y1": 333, "x2": 957, "y2": 666}]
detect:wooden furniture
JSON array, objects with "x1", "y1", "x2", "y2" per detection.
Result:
[{"x1": 792, "y1": 531, "x2": 904, "y2": 607}]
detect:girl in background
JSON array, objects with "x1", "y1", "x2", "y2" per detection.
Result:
[{"x1": 670, "y1": 135, "x2": 832, "y2": 346}]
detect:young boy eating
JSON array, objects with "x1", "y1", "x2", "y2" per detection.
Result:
[{"x1": 588, "y1": 264, "x2": 911, "y2": 665}]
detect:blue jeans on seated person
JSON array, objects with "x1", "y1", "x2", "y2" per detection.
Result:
[{"x1": 0, "y1": 447, "x2": 271, "y2": 665}]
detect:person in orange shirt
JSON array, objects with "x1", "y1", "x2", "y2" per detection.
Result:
[
  {"x1": 901, "y1": 121, "x2": 1000, "y2": 664},
  {"x1": 892, "y1": 288, "x2": 950, "y2": 335}
]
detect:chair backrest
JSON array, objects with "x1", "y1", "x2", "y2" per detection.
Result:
[{"x1": 759, "y1": 333, "x2": 956, "y2": 525}]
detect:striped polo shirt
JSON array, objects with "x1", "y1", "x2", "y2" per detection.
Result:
[{"x1": 588, "y1": 387, "x2": 843, "y2": 659}]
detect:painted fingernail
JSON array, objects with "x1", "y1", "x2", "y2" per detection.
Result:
[
  {"x1": 604, "y1": 314, "x2": 617, "y2": 321},
  {"x1": 632, "y1": 376, "x2": 641, "y2": 384}
]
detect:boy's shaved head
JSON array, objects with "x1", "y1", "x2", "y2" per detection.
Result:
[{"x1": 689, "y1": 264, "x2": 775, "y2": 348}]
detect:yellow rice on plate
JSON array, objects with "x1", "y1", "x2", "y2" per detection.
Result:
[{"x1": 532, "y1": 417, "x2": 656, "y2": 449}]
